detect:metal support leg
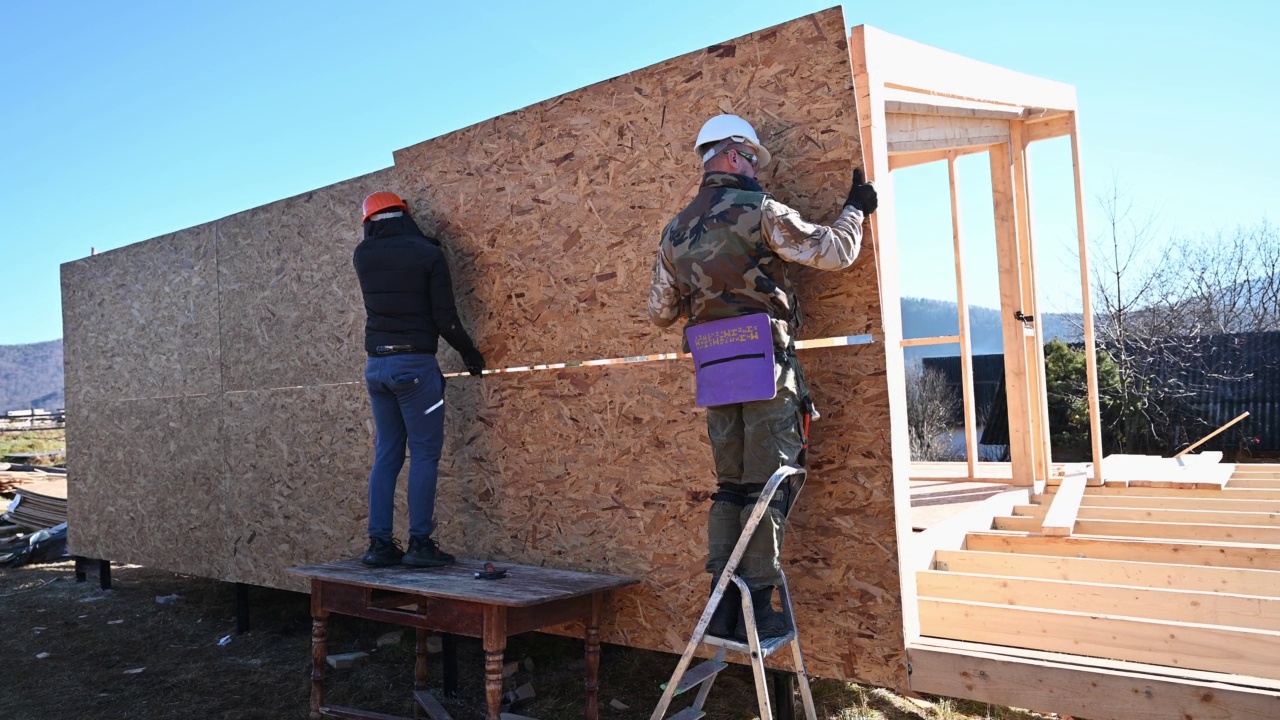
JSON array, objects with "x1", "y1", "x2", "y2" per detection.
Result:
[
  {"x1": 74, "y1": 556, "x2": 87, "y2": 582},
  {"x1": 235, "y1": 582, "x2": 250, "y2": 634},
  {"x1": 98, "y1": 559, "x2": 112, "y2": 590},
  {"x1": 442, "y1": 633, "x2": 459, "y2": 697}
]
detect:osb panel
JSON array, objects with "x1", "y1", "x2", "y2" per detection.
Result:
[
  {"x1": 222, "y1": 383, "x2": 400, "y2": 589},
  {"x1": 391, "y1": 7, "x2": 875, "y2": 372},
  {"x1": 215, "y1": 169, "x2": 396, "y2": 392},
  {"x1": 59, "y1": 224, "x2": 220, "y2": 405},
  {"x1": 66, "y1": 395, "x2": 227, "y2": 578}
]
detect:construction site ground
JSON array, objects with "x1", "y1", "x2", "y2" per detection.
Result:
[{"x1": 0, "y1": 562, "x2": 1067, "y2": 720}]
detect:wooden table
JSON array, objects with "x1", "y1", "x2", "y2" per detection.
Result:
[{"x1": 289, "y1": 558, "x2": 638, "y2": 720}]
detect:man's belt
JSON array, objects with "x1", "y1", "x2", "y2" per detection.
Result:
[{"x1": 371, "y1": 345, "x2": 430, "y2": 356}]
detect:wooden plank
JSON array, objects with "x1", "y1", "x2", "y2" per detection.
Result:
[
  {"x1": 990, "y1": 141, "x2": 1034, "y2": 486},
  {"x1": 886, "y1": 112, "x2": 1011, "y2": 153},
  {"x1": 900, "y1": 334, "x2": 960, "y2": 347},
  {"x1": 882, "y1": 88, "x2": 1026, "y2": 119},
  {"x1": 909, "y1": 489, "x2": 1030, "y2": 570},
  {"x1": 1071, "y1": 518, "x2": 1280, "y2": 545},
  {"x1": 918, "y1": 598, "x2": 1280, "y2": 680},
  {"x1": 855, "y1": 26, "x2": 1078, "y2": 111},
  {"x1": 1041, "y1": 475, "x2": 1085, "y2": 537},
  {"x1": 887, "y1": 144, "x2": 992, "y2": 170},
  {"x1": 1080, "y1": 495, "x2": 1280, "y2": 512},
  {"x1": 917, "y1": 570, "x2": 1280, "y2": 631},
  {"x1": 1068, "y1": 113, "x2": 1105, "y2": 483},
  {"x1": 1070, "y1": 485, "x2": 1280, "y2": 500},
  {"x1": 1075, "y1": 506, "x2": 1280, "y2": 527},
  {"x1": 933, "y1": 549, "x2": 1280, "y2": 597},
  {"x1": 908, "y1": 643, "x2": 1280, "y2": 720},
  {"x1": 1230, "y1": 478, "x2": 1280, "y2": 490},
  {"x1": 965, "y1": 532, "x2": 1280, "y2": 570},
  {"x1": 993, "y1": 515, "x2": 1042, "y2": 532},
  {"x1": 1023, "y1": 113, "x2": 1073, "y2": 142},
  {"x1": 1177, "y1": 411, "x2": 1250, "y2": 458},
  {"x1": 948, "y1": 155, "x2": 979, "y2": 476}
]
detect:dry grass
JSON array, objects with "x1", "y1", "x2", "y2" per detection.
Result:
[
  {"x1": 0, "y1": 562, "x2": 1072, "y2": 720},
  {"x1": 0, "y1": 428, "x2": 65, "y2": 463}
]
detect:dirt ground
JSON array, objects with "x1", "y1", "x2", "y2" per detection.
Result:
[{"x1": 0, "y1": 561, "x2": 1063, "y2": 720}]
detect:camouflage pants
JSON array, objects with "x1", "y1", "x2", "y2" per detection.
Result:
[{"x1": 704, "y1": 357, "x2": 804, "y2": 590}]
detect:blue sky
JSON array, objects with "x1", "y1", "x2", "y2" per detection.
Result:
[{"x1": 1, "y1": 1, "x2": 1275, "y2": 345}]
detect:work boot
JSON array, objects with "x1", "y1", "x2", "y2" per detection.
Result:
[
  {"x1": 403, "y1": 536, "x2": 455, "y2": 567},
  {"x1": 706, "y1": 577, "x2": 740, "y2": 639},
  {"x1": 733, "y1": 586, "x2": 791, "y2": 642},
  {"x1": 361, "y1": 537, "x2": 404, "y2": 567}
]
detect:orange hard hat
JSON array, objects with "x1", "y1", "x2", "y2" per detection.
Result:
[{"x1": 361, "y1": 191, "x2": 408, "y2": 222}]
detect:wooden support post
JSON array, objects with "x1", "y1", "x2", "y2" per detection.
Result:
[
  {"x1": 482, "y1": 605, "x2": 507, "y2": 720},
  {"x1": 948, "y1": 155, "x2": 979, "y2": 476},
  {"x1": 990, "y1": 141, "x2": 1035, "y2": 486},
  {"x1": 1010, "y1": 120, "x2": 1053, "y2": 480},
  {"x1": 585, "y1": 593, "x2": 602, "y2": 720},
  {"x1": 310, "y1": 581, "x2": 328, "y2": 720},
  {"x1": 1069, "y1": 112, "x2": 1105, "y2": 483}
]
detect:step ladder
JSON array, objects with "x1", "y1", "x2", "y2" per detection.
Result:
[{"x1": 650, "y1": 465, "x2": 817, "y2": 720}]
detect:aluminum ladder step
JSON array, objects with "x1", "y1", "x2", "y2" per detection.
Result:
[
  {"x1": 666, "y1": 708, "x2": 706, "y2": 720},
  {"x1": 661, "y1": 660, "x2": 727, "y2": 695},
  {"x1": 702, "y1": 630, "x2": 796, "y2": 658}
]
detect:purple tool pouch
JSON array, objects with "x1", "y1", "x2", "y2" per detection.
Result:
[{"x1": 685, "y1": 313, "x2": 777, "y2": 407}]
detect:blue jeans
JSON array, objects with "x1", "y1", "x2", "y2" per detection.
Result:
[{"x1": 365, "y1": 353, "x2": 446, "y2": 542}]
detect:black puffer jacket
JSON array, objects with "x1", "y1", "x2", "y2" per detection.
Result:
[{"x1": 352, "y1": 213, "x2": 478, "y2": 356}]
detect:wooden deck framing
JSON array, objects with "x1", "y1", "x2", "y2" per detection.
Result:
[{"x1": 910, "y1": 465, "x2": 1280, "y2": 718}]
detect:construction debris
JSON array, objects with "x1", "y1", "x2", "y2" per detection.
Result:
[
  {"x1": 610, "y1": 699, "x2": 629, "y2": 710},
  {"x1": 376, "y1": 630, "x2": 402, "y2": 648}
]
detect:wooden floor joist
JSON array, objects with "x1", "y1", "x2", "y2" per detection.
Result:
[
  {"x1": 907, "y1": 642, "x2": 1280, "y2": 720},
  {"x1": 1077, "y1": 495, "x2": 1280, "y2": 512},
  {"x1": 1071, "y1": 518, "x2": 1280, "y2": 544},
  {"x1": 1048, "y1": 485, "x2": 1280, "y2": 500},
  {"x1": 1230, "y1": 478, "x2": 1280, "y2": 489},
  {"x1": 1073, "y1": 506, "x2": 1280, "y2": 527},
  {"x1": 918, "y1": 598, "x2": 1280, "y2": 680},
  {"x1": 916, "y1": 570, "x2": 1280, "y2": 631},
  {"x1": 964, "y1": 532, "x2": 1280, "y2": 570},
  {"x1": 933, "y1": 549, "x2": 1280, "y2": 597}
]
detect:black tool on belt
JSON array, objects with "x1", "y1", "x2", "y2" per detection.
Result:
[{"x1": 474, "y1": 563, "x2": 507, "y2": 580}]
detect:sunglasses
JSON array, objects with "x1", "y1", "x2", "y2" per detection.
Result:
[{"x1": 732, "y1": 148, "x2": 758, "y2": 166}]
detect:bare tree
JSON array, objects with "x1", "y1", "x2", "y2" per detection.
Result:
[
  {"x1": 1087, "y1": 182, "x2": 1278, "y2": 453},
  {"x1": 905, "y1": 364, "x2": 959, "y2": 461}
]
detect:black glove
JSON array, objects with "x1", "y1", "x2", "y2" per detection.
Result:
[
  {"x1": 845, "y1": 168, "x2": 878, "y2": 215},
  {"x1": 461, "y1": 348, "x2": 485, "y2": 376}
]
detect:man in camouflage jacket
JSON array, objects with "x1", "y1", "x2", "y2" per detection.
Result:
[{"x1": 648, "y1": 114, "x2": 877, "y2": 640}]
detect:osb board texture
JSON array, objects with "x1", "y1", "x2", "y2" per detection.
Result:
[
  {"x1": 215, "y1": 169, "x2": 396, "y2": 392},
  {"x1": 220, "y1": 383, "x2": 406, "y2": 588},
  {"x1": 391, "y1": 7, "x2": 876, "y2": 372},
  {"x1": 224, "y1": 346, "x2": 902, "y2": 687},
  {"x1": 65, "y1": 395, "x2": 228, "y2": 579},
  {"x1": 60, "y1": 224, "x2": 220, "y2": 405}
]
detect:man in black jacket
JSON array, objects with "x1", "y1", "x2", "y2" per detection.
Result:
[{"x1": 353, "y1": 191, "x2": 485, "y2": 567}]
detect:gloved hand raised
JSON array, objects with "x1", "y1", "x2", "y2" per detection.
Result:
[
  {"x1": 845, "y1": 168, "x2": 878, "y2": 215},
  {"x1": 461, "y1": 348, "x2": 486, "y2": 376}
]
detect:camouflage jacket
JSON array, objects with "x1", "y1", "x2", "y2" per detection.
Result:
[{"x1": 648, "y1": 172, "x2": 864, "y2": 346}]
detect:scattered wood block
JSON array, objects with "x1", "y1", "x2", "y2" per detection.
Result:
[
  {"x1": 610, "y1": 699, "x2": 629, "y2": 710},
  {"x1": 376, "y1": 630, "x2": 402, "y2": 648},
  {"x1": 521, "y1": 656, "x2": 535, "y2": 672},
  {"x1": 502, "y1": 660, "x2": 520, "y2": 678},
  {"x1": 326, "y1": 651, "x2": 370, "y2": 669},
  {"x1": 425, "y1": 635, "x2": 443, "y2": 654}
]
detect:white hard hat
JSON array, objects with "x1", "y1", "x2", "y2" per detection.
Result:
[{"x1": 694, "y1": 114, "x2": 772, "y2": 168}]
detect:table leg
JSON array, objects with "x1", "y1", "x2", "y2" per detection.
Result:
[
  {"x1": 584, "y1": 593, "x2": 603, "y2": 720},
  {"x1": 310, "y1": 581, "x2": 329, "y2": 720},
  {"x1": 415, "y1": 627, "x2": 429, "y2": 719},
  {"x1": 483, "y1": 605, "x2": 508, "y2": 720}
]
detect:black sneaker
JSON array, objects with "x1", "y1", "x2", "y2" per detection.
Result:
[
  {"x1": 403, "y1": 536, "x2": 455, "y2": 567},
  {"x1": 361, "y1": 537, "x2": 405, "y2": 567}
]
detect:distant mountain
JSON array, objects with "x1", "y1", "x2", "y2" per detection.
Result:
[
  {"x1": 0, "y1": 339, "x2": 64, "y2": 412},
  {"x1": 901, "y1": 297, "x2": 1082, "y2": 359}
]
